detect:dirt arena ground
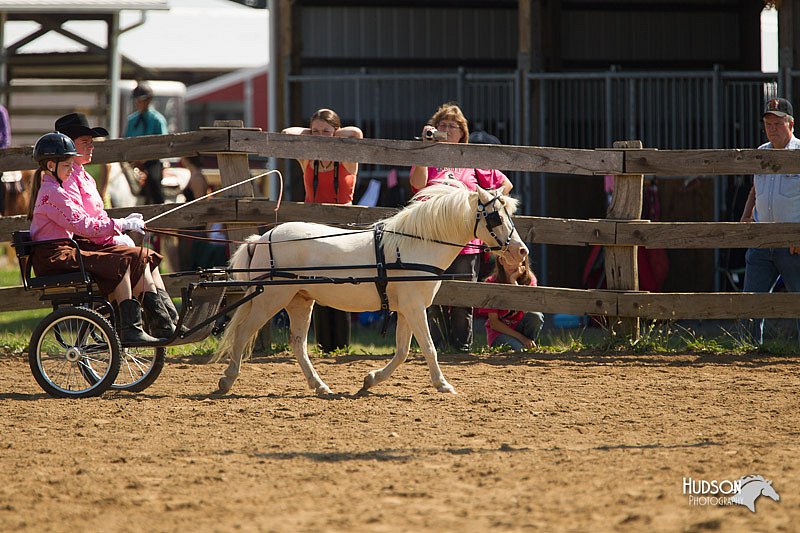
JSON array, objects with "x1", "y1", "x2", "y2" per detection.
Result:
[{"x1": 1, "y1": 350, "x2": 798, "y2": 532}]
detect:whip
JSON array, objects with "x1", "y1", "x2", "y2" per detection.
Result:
[{"x1": 145, "y1": 169, "x2": 284, "y2": 225}]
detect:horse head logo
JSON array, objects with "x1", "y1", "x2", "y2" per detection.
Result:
[{"x1": 730, "y1": 475, "x2": 780, "y2": 513}]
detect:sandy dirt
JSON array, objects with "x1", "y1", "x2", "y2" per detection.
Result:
[{"x1": 0, "y1": 349, "x2": 798, "y2": 532}]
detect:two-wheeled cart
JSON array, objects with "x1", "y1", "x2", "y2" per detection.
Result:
[{"x1": 12, "y1": 230, "x2": 466, "y2": 398}]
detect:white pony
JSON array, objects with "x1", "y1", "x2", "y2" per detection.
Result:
[{"x1": 212, "y1": 182, "x2": 528, "y2": 396}]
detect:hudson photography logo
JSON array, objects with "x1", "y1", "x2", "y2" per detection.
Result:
[{"x1": 683, "y1": 475, "x2": 780, "y2": 512}]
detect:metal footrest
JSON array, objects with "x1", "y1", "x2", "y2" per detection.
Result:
[{"x1": 171, "y1": 284, "x2": 228, "y2": 345}]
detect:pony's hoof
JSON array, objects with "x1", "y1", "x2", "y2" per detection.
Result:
[
  {"x1": 437, "y1": 382, "x2": 457, "y2": 394},
  {"x1": 360, "y1": 372, "x2": 377, "y2": 392},
  {"x1": 216, "y1": 377, "x2": 232, "y2": 395},
  {"x1": 315, "y1": 385, "x2": 334, "y2": 397}
]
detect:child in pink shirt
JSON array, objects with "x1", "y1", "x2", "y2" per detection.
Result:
[{"x1": 479, "y1": 254, "x2": 544, "y2": 351}]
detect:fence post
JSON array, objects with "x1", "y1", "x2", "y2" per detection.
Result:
[
  {"x1": 206, "y1": 120, "x2": 273, "y2": 351},
  {"x1": 605, "y1": 140, "x2": 644, "y2": 340}
]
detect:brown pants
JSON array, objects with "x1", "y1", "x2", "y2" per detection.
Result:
[{"x1": 32, "y1": 239, "x2": 162, "y2": 296}]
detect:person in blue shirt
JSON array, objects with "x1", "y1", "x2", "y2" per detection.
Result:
[
  {"x1": 125, "y1": 82, "x2": 168, "y2": 204},
  {"x1": 740, "y1": 97, "x2": 800, "y2": 344}
]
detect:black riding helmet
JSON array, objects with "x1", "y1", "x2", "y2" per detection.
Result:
[{"x1": 33, "y1": 132, "x2": 79, "y2": 163}]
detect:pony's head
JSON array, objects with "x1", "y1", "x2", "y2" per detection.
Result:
[
  {"x1": 472, "y1": 186, "x2": 528, "y2": 265},
  {"x1": 382, "y1": 180, "x2": 526, "y2": 263}
]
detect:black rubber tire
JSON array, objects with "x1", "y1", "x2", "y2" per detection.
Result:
[{"x1": 29, "y1": 307, "x2": 121, "y2": 398}]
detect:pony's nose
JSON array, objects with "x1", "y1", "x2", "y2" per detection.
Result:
[{"x1": 519, "y1": 243, "x2": 529, "y2": 259}]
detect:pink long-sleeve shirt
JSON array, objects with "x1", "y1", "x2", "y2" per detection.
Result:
[{"x1": 30, "y1": 166, "x2": 122, "y2": 243}]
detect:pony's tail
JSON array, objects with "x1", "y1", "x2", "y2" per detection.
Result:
[{"x1": 210, "y1": 234, "x2": 263, "y2": 363}]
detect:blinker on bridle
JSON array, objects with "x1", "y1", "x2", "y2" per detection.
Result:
[{"x1": 474, "y1": 194, "x2": 515, "y2": 252}]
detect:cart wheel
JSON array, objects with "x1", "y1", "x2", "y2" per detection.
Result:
[
  {"x1": 29, "y1": 307, "x2": 121, "y2": 398},
  {"x1": 112, "y1": 346, "x2": 165, "y2": 392},
  {"x1": 84, "y1": 304, "x2": 166, "y2": 392}
]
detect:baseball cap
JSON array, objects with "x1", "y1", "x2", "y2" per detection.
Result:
[
  {"x1": 763, "y1": 98, "x2": 793, "y2": 118},
  {"x1": 132, "y1": 82, "x2": 154, "y2": 100},
  {"x1": 468, "y1": 130, "x2": 501, "y2": 145}
]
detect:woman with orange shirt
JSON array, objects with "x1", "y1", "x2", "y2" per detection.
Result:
[{"x1": 282, "y1": 108, "x2": 363, "y2": 351}]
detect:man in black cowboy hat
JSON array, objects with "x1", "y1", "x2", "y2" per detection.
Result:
[
  {"x1": 55, "y1": 112, "x2": 109, "y2": 140},
  {"x1": 54, "y1": 112, "x2": 109, "y2": 198}
]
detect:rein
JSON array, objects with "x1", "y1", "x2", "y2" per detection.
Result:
[{"x1": 145, "y1": 184, "x2": 516, "y2": 252}]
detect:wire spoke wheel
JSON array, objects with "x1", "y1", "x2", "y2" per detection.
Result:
[
  {"x1": 84, "y1": 302, "x2": 166, "y2": 392},
  {"x1": 29, "y1": 307, "x2": 120, "y2": 398},
  {"x1": 111, "y1": 346, "x2": 165, "y2": 392}
]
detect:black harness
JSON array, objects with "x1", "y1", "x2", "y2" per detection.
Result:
[
  {"x1": 474, "y1": 194, "x2": 515, "y2": 252},
  {"x1": 244, "y1": 192, "x2": 516, "y2": 335},
  {"x1": 312, "y1": 160, "x2": 339, "y2": 202}
]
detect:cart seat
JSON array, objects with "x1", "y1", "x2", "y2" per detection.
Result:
[{"x1": 11, "y1": 230, "x2": 94, "y2": 297}]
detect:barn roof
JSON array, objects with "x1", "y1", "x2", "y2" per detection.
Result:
[{"x1": 0, "y1": 1, "x2": 168, "y2": 13}]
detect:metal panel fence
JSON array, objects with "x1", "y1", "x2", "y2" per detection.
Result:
[{"x1": 285, "y1": 67, "x2": 799, "y2": 287}]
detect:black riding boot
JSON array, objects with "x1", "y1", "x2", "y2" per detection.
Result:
[
  {"x1": 156, "y1": 288, "x2": 180, "y2": 324},
  {"x1": 142, "y1": 292, "x2": 176, "y2": 339},
  {"x1": 118, "y1": 299, "x2": 160, "y2": 344}
]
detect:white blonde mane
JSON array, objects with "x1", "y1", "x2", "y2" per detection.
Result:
[
  {"x1": 380, "y1": 182, "x2": 474, "y2": 256},
  {"x1": 379, "y1": 181, "x2": 519, "y2": 257}
]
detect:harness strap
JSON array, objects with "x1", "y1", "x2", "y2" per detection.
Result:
[
  {"x1": 373, "y1": 223, "x2": 390, "y2": 311},
  {"x1": 313, "y1": 161, "x2": 339, "y2": 203},
  {"x1": 373, "y1": 223, "x2": 393, "y2": 335},
  {"x1": 267, "y1": 229, "x2": 275, "y2": 279}
]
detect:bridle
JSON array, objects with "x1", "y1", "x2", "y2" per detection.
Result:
[{"x1": 474, "y1": 193, "x2": 516, "y2": 255}]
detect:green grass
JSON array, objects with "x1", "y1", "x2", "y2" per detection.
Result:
[{"x1": 1, "y1": 262, "x2": 798, "y2": 358}]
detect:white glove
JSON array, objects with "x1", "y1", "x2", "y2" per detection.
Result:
[
  {"x1": 117, "y1": 213, "x2": 145, "y2": 234},
  {"x1": 112, "y1": 234, "x2": 136, "y2": 247}
]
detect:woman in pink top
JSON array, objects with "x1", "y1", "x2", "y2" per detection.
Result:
[
  {"x1": 409, "y1": 102, "x2": 514, "y2": 353},
  {"x1": 28, "y1": 130, "x2": 171, "y2": 345},
  {"x1": 479, "y1": 255, "x2": 544, "y2": 351}
]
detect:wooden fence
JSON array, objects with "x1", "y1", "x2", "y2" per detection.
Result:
[{"x1": 3, "y1": 124, "x2": 800, "y2": 338}]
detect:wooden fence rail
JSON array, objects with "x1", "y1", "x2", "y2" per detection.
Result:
[{"x1": 2, "y1": 127, "x2": 800, "y2": 333}]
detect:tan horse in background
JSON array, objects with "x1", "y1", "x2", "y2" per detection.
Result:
[
  {"x1": 1, "y1": 170, "x2": 33, "y2": 217},
  {"x1": 0, "y1": 169, "x2": 33, "y2": 267}
]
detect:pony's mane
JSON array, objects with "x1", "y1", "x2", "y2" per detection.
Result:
[
  {"x1": 379, "y1": 180, "x2": 519, "y2": 258},
  {"x1": 379, "y1": 182, "x2": 475, "y2": 256}
]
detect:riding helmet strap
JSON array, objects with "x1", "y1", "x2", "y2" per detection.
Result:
[{"x1": 312, "y1": 161, "x2": 340, "y2": 203}]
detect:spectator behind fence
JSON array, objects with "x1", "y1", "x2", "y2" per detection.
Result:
[
  {"x1": 176, "y1": 156, "x2": 228, "y2": 271},
  {"x1": 479, "y1": 254, "x2": 544, "y2": 351},
  {"x1": 281, "y1": 108, "x2": 364, "y2": 352},
  {"x1": 28, "y1": 130, "x2": 176, "y2": 344},
  {"x1": 0, "y1": 103, "x2": 11, "y2": 210},
  {"x1": 125, "y1": 81, "x2": 168, "y2": 205},
  {"x1": 409, "y1": 102, "x2": 513, "y2": 353},
  {"x1": 739, "y1": 97, "x2": 800, "y2": 344}
]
